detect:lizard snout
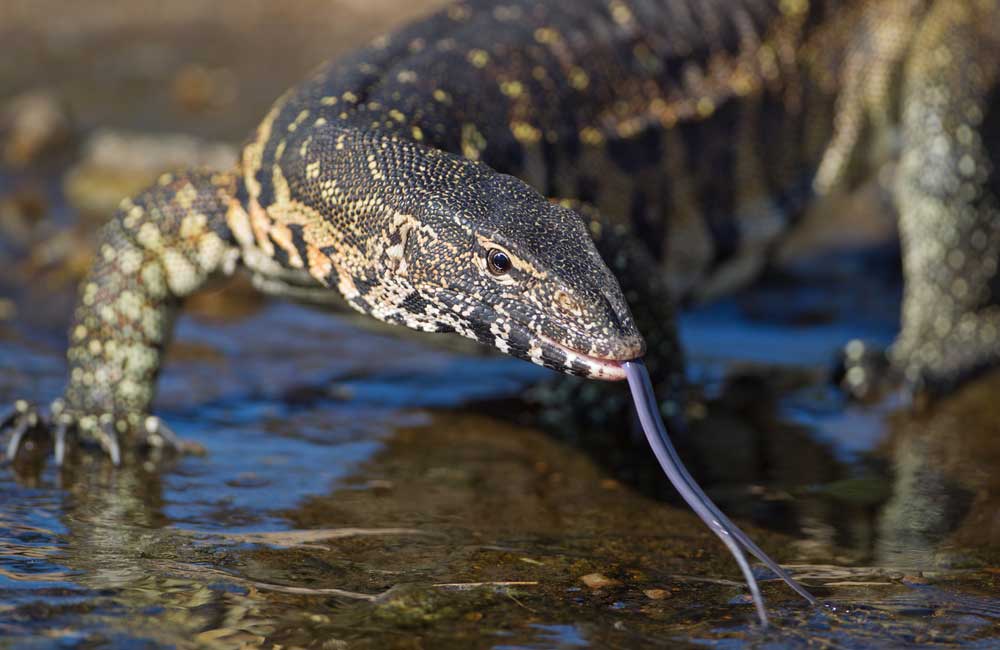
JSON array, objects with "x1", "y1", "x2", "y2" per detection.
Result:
[{"x1": 602, "y1": 333, "x2": 646, "y2": 361}]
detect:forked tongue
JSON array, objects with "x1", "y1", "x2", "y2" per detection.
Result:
[{"x1": 623, "y1": 359, "x2": 817, "y2": 628}]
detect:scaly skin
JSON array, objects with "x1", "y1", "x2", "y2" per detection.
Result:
[{"x1": 4, "y1": 0, "x2": 1000, "y2": 463}]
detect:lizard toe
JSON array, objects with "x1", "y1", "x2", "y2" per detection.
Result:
[
  {"x1": 1, "y1": 400, "x2": 44, "y2": 464},
  {"x1": 95, "y1": 420, "x2": 122, "y2": 467},
  {"x1": 1, "y1": 400, "x2": 199, "y2": 468},
  {"x1": 142, "y1": 416, "x2": 205, "y2": 457}
]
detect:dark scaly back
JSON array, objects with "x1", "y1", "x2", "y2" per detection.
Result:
[{"x1": 243, "y1": 0, "x2": 870, "y2": 303}]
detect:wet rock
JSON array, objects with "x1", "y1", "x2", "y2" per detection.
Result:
[
  {"x1": 374, "y1": 584, "x2": 497, "y2": 628},
  {"x1": 0, "y1": 90, "x2": 75, "y2": 167},
  {"x1": 63, "y1": 128, "x2": 237, "y2": 219},
  {"x1": 642, "y1": 588, "x2": 671, "y2": 600}
]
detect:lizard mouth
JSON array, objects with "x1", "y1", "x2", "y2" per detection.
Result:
[
  {"x1": 435, "y1": 288, "x2": 642, "y2": 381},
  {"x1": 479, "y1": 303, "x2": 644, "y2": 381},
  {"x1": 533, "y1": 331, "x2": 642, "y2": 381}
]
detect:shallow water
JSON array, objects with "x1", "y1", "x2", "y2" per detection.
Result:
[
  {"x1": 2, "y1": 239, "x2": 998, "y2": 648},
  {"x1": 2, "y1": 2, "x2": 999, "y2": 647}
]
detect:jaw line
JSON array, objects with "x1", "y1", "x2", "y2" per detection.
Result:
[
  {"x1": 535, "y1": 331, "x2": 631, "y2": 381},
  {"x1": 437, "y1": 289, "x2": 635, "y2": 381}
]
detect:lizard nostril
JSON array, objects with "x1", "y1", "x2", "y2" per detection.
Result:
[{"x1": 554, "y1": 290, "x2": 583, "y2": 317}]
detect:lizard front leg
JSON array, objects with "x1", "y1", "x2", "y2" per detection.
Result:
[
  {"x1": 2, "y1": 170, "x2": 242, "y2": 464},
  {"x1": 890, "y1": 2, "x2": 1000, "y2": 394}
]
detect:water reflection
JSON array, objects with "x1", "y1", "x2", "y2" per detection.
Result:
[{"x1": 877, "y1": 375, "x2": 1000, "y2": 567}]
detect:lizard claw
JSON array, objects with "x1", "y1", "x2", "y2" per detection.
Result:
[
  {"x1": 144, "y1": 415, "x2": 178, "y2": 450},
  {"x1": 2, "y1": 400, "x2": 41, "y2": 462},
  {"x1": 52, "y1": 419, "x2": 69, "y2": 466},
  {"x1": 143, "y1": 415, "x2": 205, "y2": 456},
  {"x1": 0, "y1": 401, "x2": 22, "y2": 430},
  {"x1": 96, "y1": 420, "x2": 122, "y2": 467}
]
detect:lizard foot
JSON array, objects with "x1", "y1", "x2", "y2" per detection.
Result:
[{"x1": 1, "y1": 400, "x2": 203, "y2": 467}]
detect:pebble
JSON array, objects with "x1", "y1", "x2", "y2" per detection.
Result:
[{"x1": 580, "y1": 573, "x2": 621, "y2": 589}]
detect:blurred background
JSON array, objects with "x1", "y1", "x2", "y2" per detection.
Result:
[{"x1": 0, "y1": 2, "x2": 998, "y2": 649}]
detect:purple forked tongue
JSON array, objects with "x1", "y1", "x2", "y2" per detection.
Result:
[{"x1": 623, "y1": 359, "x2": 817, "y2": 628}]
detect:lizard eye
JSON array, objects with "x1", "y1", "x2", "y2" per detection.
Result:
[{"x1": 486, "y1": 248, "x2": 512, "y2": 275}]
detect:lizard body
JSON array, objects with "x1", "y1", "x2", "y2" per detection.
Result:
[{"x1": 5, "y1": 0, "x2": 1000, "y2": 459}]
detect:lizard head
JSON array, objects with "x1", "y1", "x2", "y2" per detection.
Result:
[{"x1": 353, "y1": 152, "x2": 645, "y2": 380}]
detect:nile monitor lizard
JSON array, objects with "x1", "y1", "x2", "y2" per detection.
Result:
[{"x1": 4, "y1": 0, "x2": 1000, "y2": 463}]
